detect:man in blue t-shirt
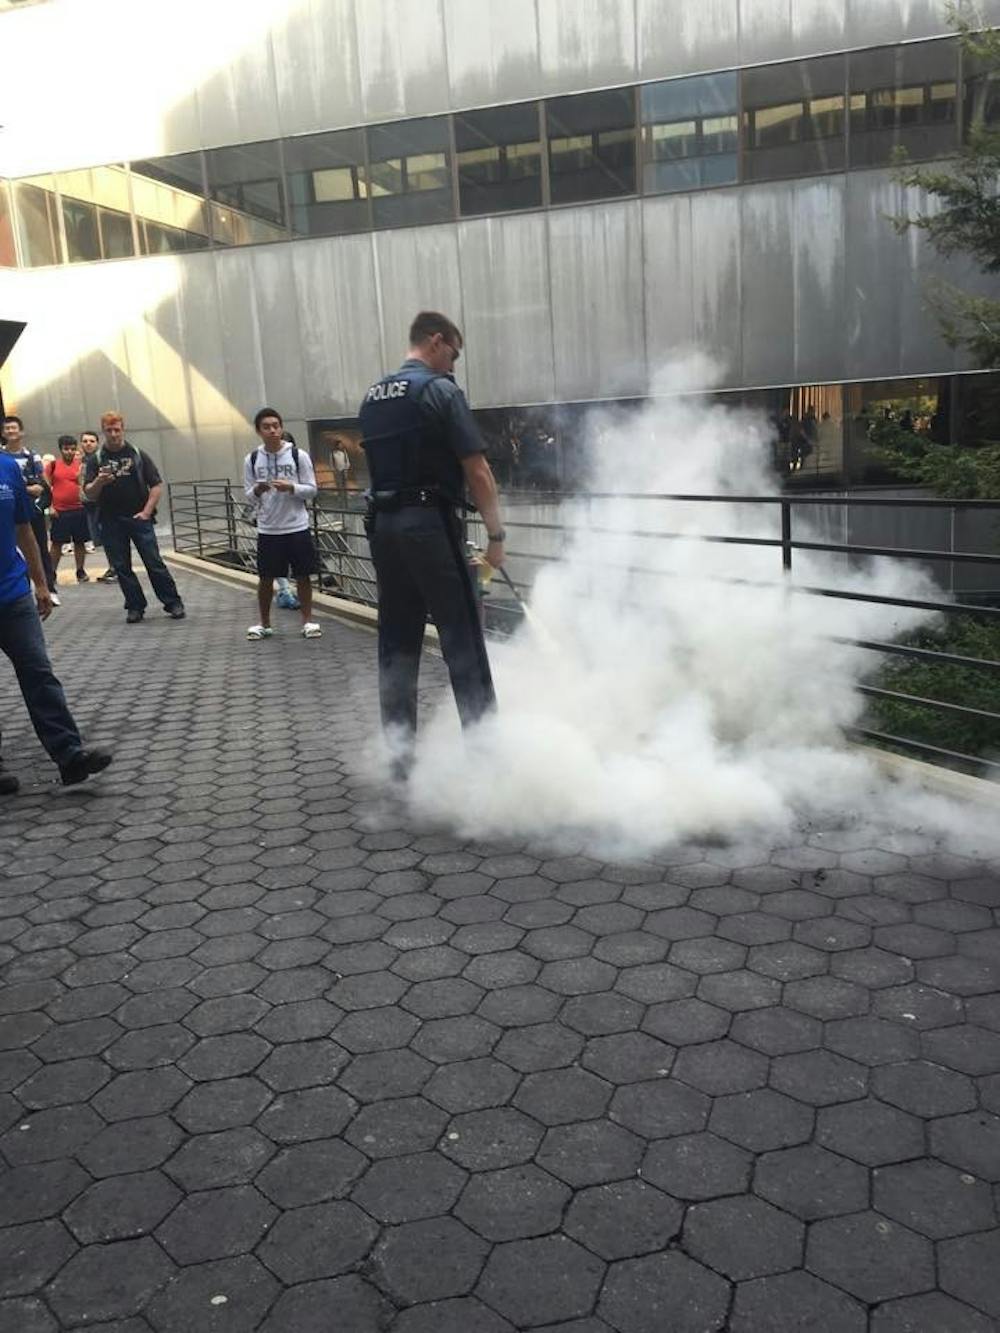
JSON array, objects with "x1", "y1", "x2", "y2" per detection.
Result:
[{"x1": 0, "y1": 451, "x2": 111, "y2": 794}]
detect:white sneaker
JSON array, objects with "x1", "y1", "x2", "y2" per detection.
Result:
[
  {"x1": 49, "y1": 591, "x2": 61, "y2": 606},
  {"x1": 302, "y1": 622, "x2": 323, "y2": 639},
  {"x1": 247, "y1": 625, "x2": 274, "y2": 641},
  {"x1": 62, "y1": 543, "x2": 73, "y2": 556},
  {"x1": 84, "y1": 541, "x2": 95, "y2": 553}
]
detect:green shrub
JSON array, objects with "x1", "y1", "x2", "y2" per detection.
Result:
[{"x1": 866, "y1": 615, "x2": 1000, "y2": 760}]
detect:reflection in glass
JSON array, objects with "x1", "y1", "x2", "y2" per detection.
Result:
[
  {"x1": 13, "y1": 177, "x2": 60, "y2": 266},
  {"x1": 546, "y1": 89, "x2": 637, "y2": 204},
  {"x1": 743, "y1": 55, "x2": 847, "y2": 180},
  {"x1": 0, "y1": 182, "x2": 17, "y2": 267},
  {"x1": 850, "y1": 40, "x2": 958, "y2": 166},
  {"x1": 961, "y1": 50, "x2": 1000, "y2": 139},
  {"x1": 455, "y1": 103, "x2": 542, "y2": 215},
  {"x1": 364, "y1": 117, "x2": 453, "y2": 228},
  {"x1": 642, "y1": 73, "x2": 738, "y2": 194},
  {"x1": 131, "y1": 154, "x2": 211, "y2": 255},
  {"x1": 284, "y1": 129, "x2": 370, "y2": 237},
  {"x1": 206, "y1": 142, "x2": 287, "y2": 245},
  {"x1": 57, "y1": 166, "x2": 135, "y2": 262}
]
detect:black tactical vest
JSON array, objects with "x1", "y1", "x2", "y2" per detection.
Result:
[{"x1": 359, "y1": 364, "x2": 459, "y2": 497}]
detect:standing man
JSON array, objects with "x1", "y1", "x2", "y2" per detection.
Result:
[
  {"x1": 358, "y1": 310, "x2": 506, "y2": 773},
  {"x1": 1, "y1": 415, "x2": 59, "y2": 605},
  {"x1": 0, "y1": 449, "x2": 111, "y2": 794},
  {"x1": 82, "y1": 411, "x2": 185, "y2": 624},
  {"x1": 79, "y1": 429, "x2": 113, "y2": 576},
  {"x1": 332, "y1": 441, "x2": 351, "y2": 502},
  {"x1": 46, "y1": 435, "x2": 89, "y2": 583},
  {"x1": 244, "y1": 407, "x2": 322, "y2": 641}
]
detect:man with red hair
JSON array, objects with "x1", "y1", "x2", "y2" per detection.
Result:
[{"x1": 83, "y1": 411, "x2": 184, "y2": 624}]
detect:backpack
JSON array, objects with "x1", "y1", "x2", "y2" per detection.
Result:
[{"x1": 250, "y1": 446, "x2": 300, "y2": 478}]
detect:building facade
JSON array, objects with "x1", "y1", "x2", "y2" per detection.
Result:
[{"x1": 1, "y1": 0, "x2": 1000, "y2": 489}]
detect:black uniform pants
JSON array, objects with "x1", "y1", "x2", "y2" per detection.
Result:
[{"x1": 368, "y1": 505, "x2": 496, "y2": 743}]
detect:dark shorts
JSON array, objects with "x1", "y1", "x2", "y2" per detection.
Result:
[
  {"x1": 50, "y1": 510, "x2": 90, "y2": 544},
  {"x1": 257, "y1": 530, "x2": 319, "y2": 580}
]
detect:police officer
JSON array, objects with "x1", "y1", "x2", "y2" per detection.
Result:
[{"x1": 359, "y1": 310, "x2": 506, "y2": 769}]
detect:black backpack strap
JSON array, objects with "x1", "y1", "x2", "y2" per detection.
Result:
[
  {"x1": 292, "y1": 445, "x2": 300, "y2": 479},
  {"x1": 250, "y1": 448, "x2": 259, "y2": 472}
]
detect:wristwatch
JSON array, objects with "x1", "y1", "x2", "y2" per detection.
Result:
[{"x1": 486, "y1": 529, "x2": 506, "y2": 543}]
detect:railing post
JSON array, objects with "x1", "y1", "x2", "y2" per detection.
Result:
[
  {"x1": 193, "y1": 483, "x2": 203, "y2": 557},
  {"x1": 781, "y1": 498, "x2": 792, "y2": 573},
  {"x1": 225, "y1": 481, "x2": 236, "y2": 558},
  {"x1": 168, "y1": 482, "x2": 177, "y2": 551}
]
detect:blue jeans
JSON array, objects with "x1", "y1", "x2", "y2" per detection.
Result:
[
  {"x1": 101, "y1": 515, "x2": 180, "y2": 614},
  {"x1": 0, "y1": 595, "x2": 82, "y2": 767}
]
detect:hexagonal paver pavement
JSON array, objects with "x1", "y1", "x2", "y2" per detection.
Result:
[{"x1": 0, "y1": 569, "x2": 998, "y2": 1329}]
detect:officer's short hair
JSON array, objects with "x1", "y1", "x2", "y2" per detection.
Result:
[
  {"x1": 58, "y1": 434, "x2": 77, "y2": 448},
  {"x1": 409, "y1": 311, "x2": 462, "y2": 349},
  {"x1": 2, "y1": 415, "x2": 24, "y2": 431},
  {"x1": 254, "y1": 407, "x2": 283, "y2": 431}
]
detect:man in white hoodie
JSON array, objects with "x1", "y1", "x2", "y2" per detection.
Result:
[{"x1": 243, "y1": 408, "x2": 322, "y2": 640}]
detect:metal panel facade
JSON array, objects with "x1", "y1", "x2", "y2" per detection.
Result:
[
  {"x1": 5, "y1": 0, "x2": 1000, "y2": 483},
  {"x1": 457, "y1": 213, "x2": 555, "y2": 407},
  {"x1": 740, "y1": 0, "x2": 846, "y2": 66},
  {"x1": 443, "y1": 0, "x2": 542, "y2": 108},
  {"x1": 355, "y1": 0, "x2": 452, "y2": 122},
  {"x1": 638, "y1": 0, "x2": 739, "y2": 81},
  {"x1": 272, "y1": 0, "x2": 363, "y2": 137},
  {"x1": 536, "y1": 0, "x2": 637, "y2": 95},
  {"x1": 548, "y1": 201, "x2": 645, "y2": 401}
]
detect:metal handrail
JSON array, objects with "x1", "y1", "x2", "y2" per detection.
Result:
[{"x1": 168, "y1": 478, "x2": 1000, "y2": 776}]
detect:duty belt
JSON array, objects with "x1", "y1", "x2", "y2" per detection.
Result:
[{"x1": 367, "y1": 487, "x2": 473, "y2": 512}]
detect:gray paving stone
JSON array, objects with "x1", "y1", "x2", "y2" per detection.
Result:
[
  {"x1": 871, "y1": 1292, "x2": 995, "y2": 1333},
  {"x1": 258, "y1": 1276, "x2": 390, "y2": 1333},
  {"x1": 258, "y1": 1199, "x2": 378, "y2": 1284},
  {"x1": 145, "y1": 1255, "x2": 279, "y2": 1332},
  {"x1": 456, "y1": 1164, "x2": 570, "y2": 1241},
  {"x1": 442, "y1": 1107, "x2": 544, "y2": 1171},
  {"x1": 164, "y1": 1127, "x2": 276, "y2": 1191},
  {"x1": 755, "y1": 1143, "x2": 869, "y2": 1221},
  {"x1": 372, "y1": 1216, "x2": 489, "y2": 1304},
  {"x1": 564, "y1": 1179, "x2": 682, "y2": 1259},
  {"x1": 685, "y1": 1194, "x2": 804, "y2": 1280},
  {"x1": 930, "y1": 1112, "x2": 1000, "y2": 1181},
  {"x1": 46, "y1": 1238, "x2": 175, "y2": 1324},
  {"x1": 597, "y1": 1251, "x2": 730, "y2": 1333},
  {"x1": 873, "y1": 1159, "x2": 996, "y2": 1238},
  {"x1": 252, "y1": 1138, "x2": 364, "y2": 1212},
  {"x1": 807, "y1": 1211, "x2": 935, "y2": 1303},
  {"x1": 730, "y1": 1270, "x2": 866, "y2": 1332},
  {"x1": 477, "y1": 1235, "x2": 604, "y2": 1327},
  {"x1": 536, "y1": 1119, "x2": 644, "y2": 1187},
  {"x1": 352, "y1": 1151, "x2": 466, "y2": 1223}
]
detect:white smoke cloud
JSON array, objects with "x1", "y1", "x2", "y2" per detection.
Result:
[{"x1": 400, "y1": 360, "x2": 997, "y2": 858}]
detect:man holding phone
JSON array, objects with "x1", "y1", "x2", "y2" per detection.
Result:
[
  {"x1": 83, "y1": 411, "x2": 185, "y2": 624},
  {"x1": 243, "y1": 407, "x2": 322, "y2": 641},
  {"x1": 0, "y1": 449, "x2": 111, "y2": 794}
]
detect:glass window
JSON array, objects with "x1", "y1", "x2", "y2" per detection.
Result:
[
  {"x1": 206, "y1": 141, "x2": 287, "y2": 246},
  {"x1": 642, "y1": 72, "x2": 739, "y2": 194},
  {"x1": 961, "y1": 48, "x2": 1000, "y2": 140},
  {"x1": 364, "y1": 117, "x2": 453, "y2": 228},
  {"x1": 0, "y1": 182, "x2": 17, "y2": 267},
  {"x1": 546, "y1": 89, "x2": 637, "y2": 204},
  {"x1": 743, "y1": 55, "x2": 847, "y2": 180},
  {"x1": 131, "y1": 155, "x2": 211, "y2": 255},
  {"x1": 455, "y1": 102, "x2": 542, "y2": 215},
  {"x1": 284, "y1": 129, "x2": 370, "y2": 237},
  {"x1": 57, "y1": 166, "x2": 134, "y2": 262},
  {"x1": 13, "y1": 176, "x2": 61, "y2": 267},
  {"x1": 850, "y1": 40, "x2": 958, "y2": 166}
]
